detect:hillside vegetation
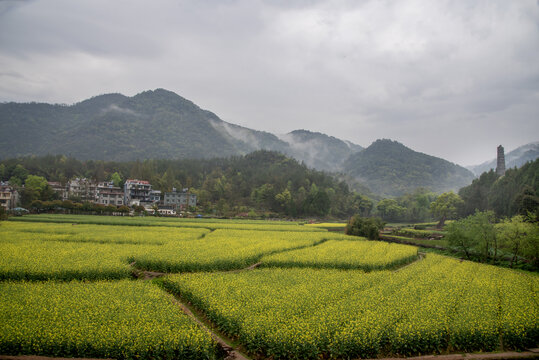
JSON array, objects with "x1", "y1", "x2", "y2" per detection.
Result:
[
  {"x1": 0, "y1": 89, "x2": 362, "y2": 172},
  {"x1": 343, "y1": 139, "x2": 475, "y2": 197}
]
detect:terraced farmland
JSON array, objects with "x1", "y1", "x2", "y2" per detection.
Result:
[{"x1": 0, "y1": 215, "x2": 537, "y2": 359}]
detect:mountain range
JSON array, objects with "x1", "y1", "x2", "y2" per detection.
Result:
[{"x1": 2, "y1": 88, "x2": 531, "y2": 197}]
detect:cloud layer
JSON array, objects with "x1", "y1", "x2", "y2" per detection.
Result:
[{"x1": 1, "y1": 0, "x2": 538, "y2": 165}]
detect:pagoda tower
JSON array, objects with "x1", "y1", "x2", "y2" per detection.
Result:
[{"x1": 496, "y1": 145, "x2": 505, "y2": 176}]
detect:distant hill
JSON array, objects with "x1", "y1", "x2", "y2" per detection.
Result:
[
  {"x1": 343, "y1": 139, "x2": 475, "y2": 197},
  {"x1": 0, "y1": 89, "x2": 362, "y2": 171},
  {"x1": 468, "y1": 142, "x2": 539, "y2": 176}
]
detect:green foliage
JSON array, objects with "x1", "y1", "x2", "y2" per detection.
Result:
[
  {"x1": 343, "y1": 139, "x2": 475, "y2": 197},
  {"x1": 459, "y1": 159, "x2": 539, "y2": 218},
  {"x1": 430, "y1": 192, "x2": 464, "y2": 228},
  {"x1": 0, "y1": 90, "x2": 363, "y2": 174},
  {"x1": 110, "y1": 171, "x2": 122, "y2": 187},
  {"x1": 345, "y1": 215, "x2": 385, "y2": 240},
  {"x1": 446, "y1": 211, "x2": 498, "y2": 262},
  {"x1": 497, "y1": 215, "x2": 539, "y2": 268},
  {"x1": 0, "y1": 151, "x2": 367, "y2": 218},
  {"x1": 376, "y1": 198, "x2": 406, "y2": 221}
]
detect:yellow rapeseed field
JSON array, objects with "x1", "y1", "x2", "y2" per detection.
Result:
[
  {"x1": 0, "y1": 280, "x2": 221, "y2": 359},
  {"x1": 262, "y1": 239, "x2": 418, "y2": 270},
  {"x1": 162, "y1": 253, "x2": 539, "y2": 359}
]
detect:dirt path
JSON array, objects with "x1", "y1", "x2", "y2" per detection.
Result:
[
  {"x1": 168, "y1": 296, "x2": 251, "y2": 360},
  {"x1": 366, "y1": 348, "x2": 539, "y2": 360},
  {"x1": 394, "y1": 252, "x2": 425, "y2": 272},
  {"x1": 2, "y1": 348, "x2": 537, "y2": 360}
]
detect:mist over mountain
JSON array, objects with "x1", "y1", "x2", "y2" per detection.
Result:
[
  {"x1": 0, "y1": 89, "x2": 363, "y2": 171},
  {"x1": 1, "y1": 89, "x2": 478, "y2": 196},
  {"x1": 467, "y1": 142, "x2": 539, "y2": 176},
  {"x1": 343, "y1": 139, "x2": 475, "y2": 197}
]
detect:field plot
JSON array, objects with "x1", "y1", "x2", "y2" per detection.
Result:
[
  {"x1": 161, "y1": 254, "x2": 539, "y2": 359},
  {"x1": 0, "y1": 221, "x2": 343, "y2": 279},
  {"x1": 11, "y1": 214, "x2": 326, "y2": 232},
  {"x1": 2, "y1": 216, "x2": 538, "y2": 360},
  {"x1": 0, "y1": 222, "x2": 208, "y2": 280},
  {"x1": 261, "y1": 239, "x2": 418, "y2": 271},
  {"x1": 130, "y1": 229, "x2": 345, "y2": 272},
  {"x1": 0, "y1": 280, "x2": 221, "y2": 360}
]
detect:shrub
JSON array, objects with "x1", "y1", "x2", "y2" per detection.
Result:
[{"x1": 345, "y1": 215, "x2": 385, "y2": 240}]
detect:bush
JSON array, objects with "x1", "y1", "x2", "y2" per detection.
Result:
[{"x1": 345, "y1": 215, "x2": 385, "y2": 240}]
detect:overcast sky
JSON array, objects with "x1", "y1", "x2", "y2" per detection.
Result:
[{"x1": 1, "y1": 0, "x2": 538, "y2": 166}]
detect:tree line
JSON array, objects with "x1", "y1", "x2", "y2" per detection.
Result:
[{"x1": 0, "y1": 151, "x2": 372, "y2": 218}]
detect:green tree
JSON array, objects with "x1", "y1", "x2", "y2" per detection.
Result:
[
  {"x1": 110, "y1": 172, "x2": 123, "y2": 188},
  {"x1": 376, "y1": 199, "x2": 406, "y2": 222},
  {"x1": 446, "y1": 211, "x2": 497, "y2": 262},
  {"x1": 11, "y1": 164, "x2": 29, "y2": 184},
  {"x1": 25, "y1": 175, "x2": 48, "y2": 193},
  {"x1": 445, "y1": 218, "x2": 475, "y2": 260},
  {"x1": 430, "y1": 192, "x2": 464, "y2": 228},
  {"x1": 275, "y1": 188, "x2": 293, "y2": 214},
  {"x1": 345, "y1": 215, "x2": 385, "y2": 240},
  {"x1": 498, "y1": 215, "x2": 539, "y2": 268}
]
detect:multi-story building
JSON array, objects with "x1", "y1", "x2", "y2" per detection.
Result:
[
  {"x1": 67, "y1": 178, "x2": 97, "y2": 202},
  {"x1": 124, "y1": 179, "x2": 152, "y2": 206},
  {"x1": 0, "y1": 183, "x2": 19, "y2": 210},
  {"x1": 48, "y1": 181, "x2": 69, "y2": 201},
  {"x1": 96, "y1": 182, "x2": 124, "y2": 206},
  {"x1": 150, "y1": 190, "x2": 161, "y2": 203},
  {"x1": 163, "y1": 188, "x2": 197, "y2": 210}
]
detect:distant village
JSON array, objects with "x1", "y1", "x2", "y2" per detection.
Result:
[{"x1": 0, "y1": 178, "x2": 197, "y2": 216}]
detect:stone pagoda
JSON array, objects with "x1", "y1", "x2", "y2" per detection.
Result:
[{"x1": 496, "y1": 145, "x2": 506, "y2": 176}]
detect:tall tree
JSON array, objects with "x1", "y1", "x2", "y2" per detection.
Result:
[{"x1": 430, "y1": 192, "x2": 464, "y2": 228}]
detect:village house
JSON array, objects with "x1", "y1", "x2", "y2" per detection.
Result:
[
  {"x1": 0, "y1": 183, "x2": 19, "y2": 210},
  {"x1": 163, "y1": 188, "x2": 197, "y2": 211},
  {"x1": 96, "y1": 182, "x2": 124, "y2": 206},
  {"x1": 124, "y1": 179, "x2": 153, "y2": 206},
  {"x1": 68, "y1": 178, "x2": 98, "y2": 202}
]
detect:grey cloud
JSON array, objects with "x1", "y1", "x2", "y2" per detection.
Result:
[{"x1": 0, "y1": 0, "x2": 538, "y2": 166}]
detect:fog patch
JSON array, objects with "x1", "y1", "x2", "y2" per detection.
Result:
[
  {"x1": 208, "y1": 118, "x2": 260, "y2": 151},
  {"x1": 101, "y1": 104, "x2": 139, "y2": 117}
]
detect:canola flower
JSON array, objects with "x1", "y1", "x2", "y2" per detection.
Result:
[
  {"x1": 0, "y1": 221, "x2": 346, "y2": 279},
  {"x1": 0, "y1": 280, "x2": 221, "y2": 359},
  {"x1": 11, "y1": 214, "x2": 327, "y2": 232},
  {"x1": 162, "y1": 254, "x2": 539, "y2": 359},
  {"x1": 262, "y1": 239, "x2": 418, "y2": 271}
]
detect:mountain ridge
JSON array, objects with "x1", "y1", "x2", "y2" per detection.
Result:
[
  {"x1": 343, "y1": 139, "x2": 475, "y2": 197},
  {"x1": 1, "y1": 88, "x2": 479, "y2": 196}
]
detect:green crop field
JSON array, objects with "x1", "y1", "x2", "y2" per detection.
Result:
[
  {"x1": 261, "y1": 239, "x2": 418, "y2": 271},
  {"x1": 11, "y1": 214, "x2": 326, "y2": 232},
  {"x1": 161, "y1": 254, "x2": 538, "y2": 359},
  {"x1": 1, "y1": 215, "x2": 537, "y2": 359},
  {"x1": 0, "y1": 280, "x2": 221, "y2": 360}
]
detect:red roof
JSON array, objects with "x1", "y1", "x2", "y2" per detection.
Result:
[{"x1": 126, "y1": 179, "x2": 150, "y2": 184}]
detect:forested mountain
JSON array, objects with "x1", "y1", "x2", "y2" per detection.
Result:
[
  {"x1": 343, "y1": 139, "x2": 475, "y2": 197},
  {"x1": 1, "y1": 89, "x2": 482, "y2": 197},
  {"x1": 459, "y1": 159, "x2": 539, "y2": 218},
  {"x1": 0, "y1": 89, "x2": 362, "y2": 171},
  {"x1": 468, "y1": 142, "x2": 539, "y2": 176},
  {"x1": 0, "y1": 151, "x2": 371, "y2": 218}
]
